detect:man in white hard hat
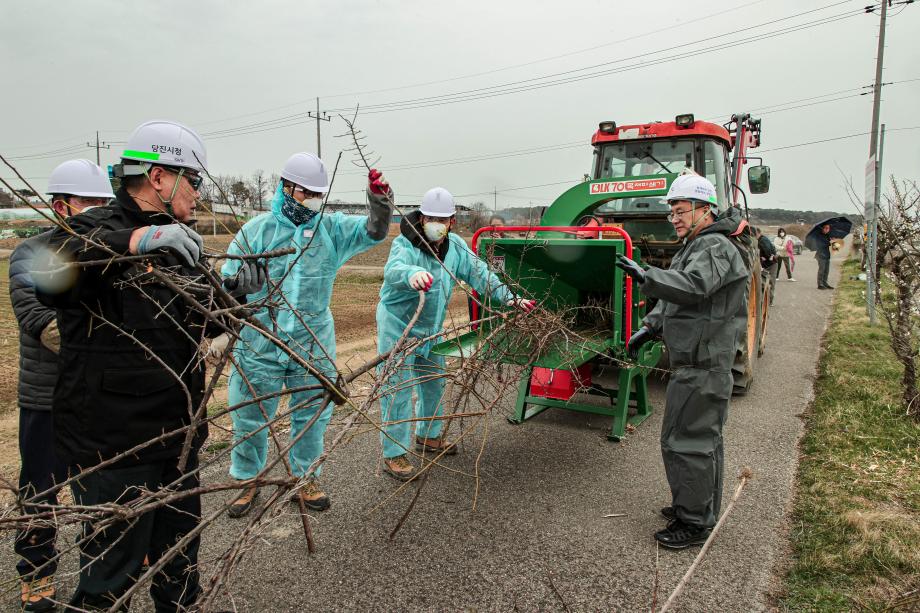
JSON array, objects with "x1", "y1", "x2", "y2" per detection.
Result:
[
  {"x1": 616, "y1": 172, "x2": 749, "y2": 549},
  {"x1": 10, "y1": 159, "x2": 113, "y2": 612},
  {"x1": 375, "y1": 188, "x2": 535, "y2": 480},
  {"x1": 35, "y1": 121, "x2": 252, "y2": 611},
  {"x1": 218, "y1": 155, "x2": 392, "y2": 517}
]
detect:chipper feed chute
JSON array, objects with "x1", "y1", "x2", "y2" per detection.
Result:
[{"x1": 431, "y1": 225, "x2": 662, "y2": 441}]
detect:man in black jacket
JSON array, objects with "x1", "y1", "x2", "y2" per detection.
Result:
[
  {"x1": 815, "y1": 223, "x2": 834, "y2": 289},
  {"x1": 36, "y1": 121, "x2": 261, "y2": 612},
  {"x1": 10, "y1": 159, "x2": 114, "y2": 612}
]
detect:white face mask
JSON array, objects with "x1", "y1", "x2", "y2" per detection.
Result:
[
  {"x1": 423, "y1": 221, "x2": 448, "y2": 242},
  {"x1": 302, "y1": 197, "x2": 323, "y2": 213}
]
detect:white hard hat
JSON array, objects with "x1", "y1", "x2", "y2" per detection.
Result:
[
  {"x1": 46, "y1": 159, "x2": 115, "y2": 198},
  {"x1": 121, "y1": 120, "x2": 207, "y2": 172},
  {"x1": 280, "y1": 152, "x2": 329, "y2": 193},
  {"x1": 666, "y1": 173, "x2": 720, "y2": 210},
  {"x1": 419, "y1": 187, "x2": 456, "y2": 217}
]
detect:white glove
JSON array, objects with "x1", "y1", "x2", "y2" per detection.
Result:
[
  {"x1": 507, "y1": 297, "x2": 537, "y2": 313},
  {"x1": 409, "y1": 271, "x2": 434, "y2": 291},
  {"x1": 206, "y1": 333, "x2": 232, "y2": 364}
]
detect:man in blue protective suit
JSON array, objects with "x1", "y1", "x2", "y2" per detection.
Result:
[
  {"x1": 220, "y1": 153, "x2": 392, "y2": 516},
  {"x1": 376, "y1": 187, "x2": 535, "y2": 481}
]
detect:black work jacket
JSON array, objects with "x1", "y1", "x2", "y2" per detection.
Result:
[
  {"x1": 36, "y1": 189, "x2": 221, "y2": 469},
  {"x1": 9, "y1": 232, "x2": 57, "y2": 412}
]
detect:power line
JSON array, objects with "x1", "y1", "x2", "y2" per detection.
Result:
[
  {"x1": 321, "y1": 4, "x2": 862, "y2": 115},
  {"x1": 170, "y1": 2, "x2": 863, "y2": 140},
  {"x1": 0, "y1": 3, "x2": 873, "y2": 152},
  {"x1": 185, "y1": 0, "x2": 771, "y2": 129}
]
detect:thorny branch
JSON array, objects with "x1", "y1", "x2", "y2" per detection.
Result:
[{"x1": 0, "y1": 112, "x2": 659, "y2": 611}]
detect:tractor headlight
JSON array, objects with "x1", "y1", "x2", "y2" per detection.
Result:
[{"x1": 675, "y1": 114, "x2": 695, "y2": 128}]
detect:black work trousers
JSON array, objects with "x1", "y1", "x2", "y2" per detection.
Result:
[
  {"x1": 816, "y1": 255, "x2": 831, "y2": 287},
  {"x1": 15, "y1": 408, "x2": 69, "y2": 581},
  {"x1": 69, "y1": 454, "x2": 202, "y2": 612}
]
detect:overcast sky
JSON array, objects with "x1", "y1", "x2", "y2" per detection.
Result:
[{"x1": 2, "y1": 0, "x2": 918, "y2": 214}]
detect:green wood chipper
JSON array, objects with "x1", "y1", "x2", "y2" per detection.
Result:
[
  {"x1": 431, "y1": 112, "x2": 772, "y2": 439},
  {"x1": 431, "y1": 219, "x2": 663, "y2": 441}
]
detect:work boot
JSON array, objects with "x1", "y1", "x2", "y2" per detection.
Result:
[
  {"x1": 660, "y1": 506, "x2": 677, "y2": 521},
  {"x1": 416, "y1": 435, "x2": 458, "y2": 456},
  {"x1": 292, "y1": 478, "x2": 330, "y2": 512},
  {"x1": 20, "y1": 575, "x2": 55, "y2": 613},
  {"x1": 654, "y1": 519, "x2": 712, "y2": 550},
  {"x1": 228, "y1": 484, "x2": 260, "y2": 518},
  {"x1": 383, "y1": 455, "x2": 416, "y2": 481}
]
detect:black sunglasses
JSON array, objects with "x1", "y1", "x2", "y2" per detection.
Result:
[{"x1": 159, "y1": 166, "x2": 204, "y2": 191}]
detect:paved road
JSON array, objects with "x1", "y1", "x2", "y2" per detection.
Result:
[{"x1": 1, "y1": 249, "x2": 846, "y2": 612}]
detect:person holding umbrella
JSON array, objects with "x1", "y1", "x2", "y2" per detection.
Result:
[
  {"x1": 814, "y1": 224, "x2": 833, "y2": 289},
  {"x1": 805, "y1": 217, "x2": 852, "y2": 290}
]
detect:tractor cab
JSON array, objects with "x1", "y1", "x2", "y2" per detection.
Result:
[{"x1": 581, "y1": 116, "x2": 735, "y2": 266}]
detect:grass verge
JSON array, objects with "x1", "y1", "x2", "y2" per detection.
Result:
[{"x1": 779, "y1": 260, "x2": 920, "y2": 611}]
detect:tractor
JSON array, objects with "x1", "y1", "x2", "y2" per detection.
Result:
[{"x1": 432, "y1": 113, "x2": 771, "y2": 440}]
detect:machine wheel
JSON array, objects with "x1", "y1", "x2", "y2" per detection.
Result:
[{"x1": 733, "y1": 263, "x2": 763, "y2": 395}]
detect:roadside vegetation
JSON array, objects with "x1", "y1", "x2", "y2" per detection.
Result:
[{"x1": 780, "y1": 259, "x2": 920, "y2": 611}]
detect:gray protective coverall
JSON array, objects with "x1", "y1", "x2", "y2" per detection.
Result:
[{"x1": 640, "y1": 207, "x2": 749, "y2": 528}]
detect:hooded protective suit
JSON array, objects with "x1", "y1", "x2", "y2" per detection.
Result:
[
  {"x1": 640, "y1": 206, "x2": 749, "y2": 528},
  {"x1": 223, "y1": 183, "x2": 390, "y2": 479},
  {"x1": 376, "y1": 211, "x2": 513, "y2": 458}
]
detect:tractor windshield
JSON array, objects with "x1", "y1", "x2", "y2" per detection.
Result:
[{"x1": 593, "y1": 138, "x2": 730, "y2": 214}]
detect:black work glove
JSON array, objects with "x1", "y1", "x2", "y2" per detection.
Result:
[
  {"x1": 223, "y1": 260, "x2": 266, "y2": 298},
  {"x1": 626, "y1": 326, "x2": 655, "y2": 359},
  {"x1": 615, "y1": 253, "x2": 646, "y2": 284}
]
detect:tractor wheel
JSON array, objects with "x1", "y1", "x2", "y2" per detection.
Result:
[{"x1": 732, "y1": 266, "x2": 762, "y2": 395}]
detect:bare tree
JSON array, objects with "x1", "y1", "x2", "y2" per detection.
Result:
[{"x1": 875, "y1": 178, "x2": 920, "y2": 420}]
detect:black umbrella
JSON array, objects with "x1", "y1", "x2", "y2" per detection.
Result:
[{"x1": 804, "y1": 216, "x2": 853, "y2": 250}]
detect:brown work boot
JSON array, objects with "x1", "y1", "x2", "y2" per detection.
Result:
[
  {"x1": 20, "y1": 575, "x2": 55, "y2": 613},
  {"x1": 383, "y1": 455, "x2": 416, "y2": 481},
  {"x1": 228, "y1": 484, "x2": 259, "y2": 518},
  {"x1": 416, "y1": 435, "x2": 457, "y2": 456},
  {"x1": 292, "y1": 478, "x2": 330, "y2": 511}
]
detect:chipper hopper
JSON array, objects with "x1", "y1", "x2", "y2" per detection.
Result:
[{"x1": 431, "y1": 223, "x2": 663, "y2": 441}]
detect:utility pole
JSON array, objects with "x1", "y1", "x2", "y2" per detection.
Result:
[
  {"x1": 307, "y1": 97, "x2": 331, "y2": 158},
  {"x1": 493, "y1": 187, "x2": 497, "y2": 214},
  {"x1": 866, "y1": 0, "x2": 888, "y2": 325},
  {"x1": 85, "y1": 131, "x2": 110, "y2": 166}
]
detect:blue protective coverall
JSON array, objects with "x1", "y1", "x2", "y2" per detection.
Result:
[
  {"x1": 224, "y1": 183, "x2": 389, "y2": 479},
  {"x1": 376, "y1": 211, "x2": 514, "y2": 458}
]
